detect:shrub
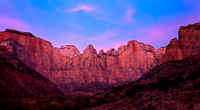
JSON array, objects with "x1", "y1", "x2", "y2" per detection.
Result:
[
  {"x1": 125, "y1": 88, "x2": 134, "y2": 97},
  {"x1": 43, "y1": 94, "x2": 67, "y2": 103},
  {"x1": 90, "y1": 99, "x2": 97, "y2": 106},
  {"x1": 48, "y1": 101, "x2": 64, "y2": 110}
]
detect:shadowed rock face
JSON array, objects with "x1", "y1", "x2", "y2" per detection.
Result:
[
  {"x1": 0, "y1": 46, "x2": 61, "y2": 98},
  {"x1": 0, "y1": 22, "x2": 199, "y2": 94}
]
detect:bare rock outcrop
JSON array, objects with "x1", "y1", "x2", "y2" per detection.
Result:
[
  {"x1": 161, "y1": 38, "x2": 183, "y2": 63},
  {"x1": 161, "y1": 22, "x2": 200, "y2": 63},
  {"x1": 179, "y1": 23, "x2": 200, "y2": 58},
  {"x1": 55, "y1": 45, "x2": 80, "y2": 58},
  {"x1": 0, "y1": 22, "x2": 199, "y2": 94}
]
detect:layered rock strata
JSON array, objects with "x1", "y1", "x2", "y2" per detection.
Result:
[{"x1": 0, "y1": 22, "x2": 199, "y2": 93}]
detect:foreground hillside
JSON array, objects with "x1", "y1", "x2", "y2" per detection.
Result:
[
  {"x1": 0, "y1": 46, "x2": 61, "y2": 98},
  {"x1": 87, "y1": 54, "x2": 200, "y2": 110}
]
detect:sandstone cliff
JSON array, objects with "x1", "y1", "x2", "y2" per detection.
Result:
[
  {"x1": 0, "y1": 46, "x2": 61, "y2": 98},
  {"x1": 0, "y1": 22, "x2": 199, "y2": 94},
  {"x1": 162, "y1": 22, "x2": 200, "y2": 63}
]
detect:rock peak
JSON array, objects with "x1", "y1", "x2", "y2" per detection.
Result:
[
  {"x1": 179, "y1": 22, "x2": 200, "y2": 58},
  {"x1": 87, "y1": 44, "x2": 95, "y2": 50},
  {"x1": 83, "y1": 44, "x2": 97, "y2": 56},
  {"x1": 4, "y1": 29, "x2": 34, "y2": 36},
  {"x1": 55, "y1": 45, "x2": 80, "y2": 58},
  {"x1": 99, "y1": 49, "x2": 105, "y2": 56},
  {"x1": 128, "y1": 40, "x2": 138, "y2": 46},
  {"x1": 168, "y1": 38, "x2": 179, "y2": 47},
  {"x1": 106, "y1": 48, "x2": 118, "y2": 56},
  {"x1": 179, "y1": 22, "x2": 200, "y2": 30}
]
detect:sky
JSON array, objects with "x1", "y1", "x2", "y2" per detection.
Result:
[{"x1": 0, "y1": 0, "x2": 199, "y2": 53}]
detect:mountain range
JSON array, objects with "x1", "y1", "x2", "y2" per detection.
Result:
[{"x1": 0, "y1": 22, "x2": 200, "y2": 95}]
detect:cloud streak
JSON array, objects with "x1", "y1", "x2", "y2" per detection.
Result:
[
  {"x1": 68, "y1": 22, "x2": 86, "y2": 31},
  {"x1": 137, "y1": 10, "x2": 200, "y2": 49},
  {"x1": 124, "y1": 8, "x2": 135, "y2": 24},
  {"x1": 88, "y1": 30, "x2": 119, "y2": 41},
  {"x1": 66, "y1": 5, "x2": 97, "y2": 13}
]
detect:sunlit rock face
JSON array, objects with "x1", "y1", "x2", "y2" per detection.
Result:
[
  {"x1": 0, "y1": 22, "x2": 199, "y2": 94},
  {"x1": 55, "y1": 45, "x2": 80, "y2": 58},
  {"x1": 0, "y1": 29, "x2": 161, "y2": 93},
  {"x1": 161, "y1": 38, "x2": 183, "y2": 63},
  {"x1": 179, "y1": 23, "x2": 200, "y2": 58},
  {"x1": 161, "y1": 22, "x2": 200, "y2": 63}
]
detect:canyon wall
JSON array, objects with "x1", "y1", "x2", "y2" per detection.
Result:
[
  {"x1": 0, "y1": 46, "x2": 61, "y2": 98},
  {"x1": 0, "y1": 22, "x2": 199, "y2": 93}
]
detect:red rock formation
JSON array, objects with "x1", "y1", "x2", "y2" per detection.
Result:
[
  {"x1": 117, "y1": 45, "x2": 128, "y2": 55},
  {"x1": 161, "y1": 22, "x2": 200, "y2": 63},
  {"x1": 161, "y1": 38, "x2": 183, "y2": 63},
  {"x1": 4, "y1": 29, "x2": 33, "y2": 36},
  {"x1": 156, "y1": 47, "x2": 166, "y2": 55},
  {"x1": 55, "y1": 45, "x2": 80, "y2": 58},
  {"x1": 0, "y1": 29, "x2": 163, "y2": 94},
  {"x1": 106, "y1": 48, "x2": 118, "y2": 56},
  {"x1": 98, "y1": 49, "x2": 105, "y2": 56},
  {"x1": 0, "y1": 22, "x2": 198, "y2": 94},
  {"x1": 179, "y1": 23, "x2": 200, "y2": 58},
  {"x1": 0, "y1": 46, "x2": 61, "y2": 98}
]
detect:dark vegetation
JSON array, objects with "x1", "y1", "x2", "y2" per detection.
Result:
[
  {"x1": 0, "y1": 94, "x2": 105, "y2": 110},
  {"x1": 87, "y1": 54, "x2": 200, "y2": 109}
]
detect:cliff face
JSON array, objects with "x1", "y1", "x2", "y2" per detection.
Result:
[
  {"x1": 55, "y1": 45, "x2": 80, "y2": 58},
  {"x1": 88, "y1": 52, "x2": 200, "y2": 110},
  {"x1": 0, "y1": 22, "x2": 199, "y2": 94},
  {"x1": 0, "y1": 46, "x2": 61, "y2": 98},
  {"x1": 0, "y1": 29, "x2": 161, "y2": 93},
  {"x1": 162, "y1": 22, "x2": 200, "y2": 63},
  {"x1": 179, "y1": 23, "x2": 200, "y2": 58}
]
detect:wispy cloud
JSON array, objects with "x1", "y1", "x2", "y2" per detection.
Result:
[
  {"x1": 66, "y1": 5, "x2": 97, "y2": 13},
  {"x1": 68, "y1": 22, "x2": 86, "y2": 31},
  {"x1": 89, "y1": 7, "x2": 135, "y2": 25},
  {"x1": 124, "y1": 8, "x2": 135, "y2": 24},
  {"x1": 0, "y1": 15, "x2": 31, "y2": 31},
  {"x1": 88, "y1": 30, "x2": 119, "y2": 41},
  {"x1": 137, "y1": 10, "x2": 200, "y2": 49}
]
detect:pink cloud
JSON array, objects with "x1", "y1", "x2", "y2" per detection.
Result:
[
  {"x1": 138, "y1": 24, "x2": 180, "y2": 48},
  {"x1": 0, "y1": 15, "x2": 31, "y2": 31},
  {"x1": 66, "y1": 5, "x2": 97, "y2": 13},
  {"x1": 124, "y1": 8, "x2": 135, "y2": 24},
  {"x1": 137, "y1": 10, "x2": 200, "y2": 49}
]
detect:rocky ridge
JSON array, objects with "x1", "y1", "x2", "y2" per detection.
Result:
[
  {"x1": 87, "y1": 51, "x2": 200, "y2": 110},
  {"x1": 0, "y1": 22, "x2": 199, "y2": 94}
]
